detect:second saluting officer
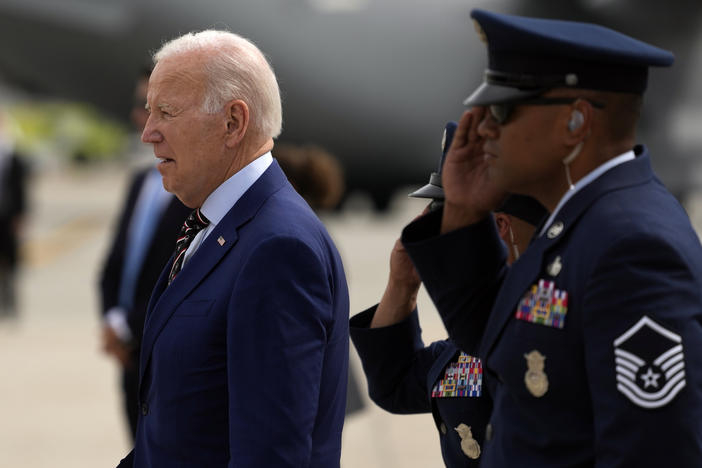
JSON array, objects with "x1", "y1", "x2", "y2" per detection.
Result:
[
  {"x1": 351, "y1": 193, "x2": 545, "y2": 467},
  {"x1": 351, "y1": 124, "x2": 548, "y2": 467}
]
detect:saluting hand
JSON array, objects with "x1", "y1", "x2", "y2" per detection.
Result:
[
  {"x1": 371, "y1": 204, "x2": 431, "y2": 328},
  {"x1": 441, "y1": 107, "x2": 506, "y2": 233},
  {"x1": 371, "y1": 238, "x2": 422, "y2": 328}
]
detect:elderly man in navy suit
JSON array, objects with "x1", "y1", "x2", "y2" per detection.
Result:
[
  {"x1": 402, "y1": 9, "x2": 702, "y2": 467},
  {"x1": 116, "y1": 30, "x2": 349, "y2": 468}
]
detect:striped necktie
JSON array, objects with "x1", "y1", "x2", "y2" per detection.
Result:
[{"x1": 168, "y1": 208, "x2": 210, "y2": 285}]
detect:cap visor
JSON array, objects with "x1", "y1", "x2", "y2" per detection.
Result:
[
  {"x1": 408, "y1": 183, "x2": 445, "y2": 200},
  {"x1": 463, "y1": 82, "x2": 541, "y2": 107}
]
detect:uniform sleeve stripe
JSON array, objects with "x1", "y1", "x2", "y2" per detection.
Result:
[
  {"x1": 615, "y1": 357, "x2": 640, "y2": 373},
  {"x1": 655, "y1": 344, "x2": 683, "y2": 366},
  {"x1": 616, "y1": 371, "x2": 685, "y2": 401},
  {"x1": 657, "y1": 350, "x2": 683, "y2": 370},
  {"x1": 613, "y1": 316, "x2": 682, "y2": 347},
  {"x1": 614, "y1": 348, "x2": 645, "y2": 367},
  {"x1": 617, "y1": 380, "x2": 686, "y2": 409},
  {"x1": 615, "y1": 365, "x2": 637, "y2": 380},
  {"x1": 665, "y1": 361, "x2": 685, "y2": 380}
]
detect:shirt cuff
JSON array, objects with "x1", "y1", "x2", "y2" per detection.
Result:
[{"x1": 105, "y1": 307, "x2": 133, "y2": 343}]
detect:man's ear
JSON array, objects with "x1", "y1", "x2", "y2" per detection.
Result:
[
  {"x1": 224, "y1": 99, "x2": 249, "y2": 147},
  {"x1": 494, "y1": 212, "x2": 511, "y2": 244}
]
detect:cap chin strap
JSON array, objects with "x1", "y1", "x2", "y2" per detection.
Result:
[{"x1": 562, "y1": 141, "x2": 584, "y2": 190}]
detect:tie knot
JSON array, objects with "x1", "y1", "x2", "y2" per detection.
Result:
[{"x1": 184, "y1": 208, "x2": 210, "y2": 232}]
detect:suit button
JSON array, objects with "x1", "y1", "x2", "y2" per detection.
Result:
[
  {"x1": 440, "y1": 422, "x2": 447, "y2": 435},
  {"x1": 485, "y1": 423, "x2": 493, "y2": 441},
  {"x1": 141, "y1": 403, "x2": 149, "y2": 416}
]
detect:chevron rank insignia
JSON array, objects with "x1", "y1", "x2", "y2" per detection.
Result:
[
  {"x1": 614, "y1": 316, "x2": 686, "y2": 409},
  {"x1": 515, "y1": 279, "x2": 568, "y2": 329},
  {"x1": 432, "y1": 353, "x2": 482, "y2": 398}
]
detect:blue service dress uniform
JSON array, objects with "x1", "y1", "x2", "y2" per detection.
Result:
[
  {"x1": 350, "y1": 306, "x2": 492, "y2": 467},
  {"x1": 402, "y1": 147, "x2": 702, "y2": 466}
]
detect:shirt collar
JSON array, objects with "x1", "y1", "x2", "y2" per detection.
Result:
[
  {"x1": 199, "y1": 152, "x2": 273, "y2": 227},
  {"x1": 538, "y1": 150, "x2": 636, "y2": 237}
]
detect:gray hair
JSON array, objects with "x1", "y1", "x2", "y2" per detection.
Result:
[{"x1": 153, "y1": 30, "x2": 282, "y2": 138}]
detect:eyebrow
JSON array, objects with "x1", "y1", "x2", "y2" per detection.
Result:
[{"x1": 144, "y1": 102, "x2": 178, "y2": 114}]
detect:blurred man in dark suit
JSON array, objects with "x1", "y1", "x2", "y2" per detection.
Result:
[
  {"x1": 0, "y1": 111, "x2": 27, "y2": 320},
  {"x1": 98, "y1": 67, "x2": 189, "y2": 439}
]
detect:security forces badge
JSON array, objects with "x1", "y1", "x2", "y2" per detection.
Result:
[{"x1": 614, "y1": 316, "x2": 686, "y2": 409}]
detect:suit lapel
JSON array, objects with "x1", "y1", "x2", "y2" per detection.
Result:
[
  {"x1": 479, "y1": 147, "x2": 654, "y2": 361},
  {"x1": 139, "y1": 161, "x2": 289, "y2": 386}
]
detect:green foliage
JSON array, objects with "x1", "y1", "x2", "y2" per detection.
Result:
[{"x1": 6, "y1": 101, "x2": 128, "y2": 162}]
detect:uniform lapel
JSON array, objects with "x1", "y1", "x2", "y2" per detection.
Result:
[
  {"x1": 138, "y1": 161, "x2": 289, "y2": 386},
  {"x1": 479, "y1": 236, "x2": 549, "y2": 360}
]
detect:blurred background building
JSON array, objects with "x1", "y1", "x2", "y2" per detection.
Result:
[{"x1": 0, "y1": 0, "x2": 701, "y2": 467}]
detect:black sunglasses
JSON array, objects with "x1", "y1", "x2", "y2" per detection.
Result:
[{"x1": 488, "y1": 97, "x2": 606, "y2": 125}]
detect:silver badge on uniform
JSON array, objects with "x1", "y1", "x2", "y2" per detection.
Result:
[
  {"x1": 546, "y1": 256, "x2": 562, "y2": 277},
  {"x1": 614, "y1": 316, "x2": 686, "y2": 409},
  {"x1": 455, "y1": 424, "x2": 481, "y2": 459},
  {"x1": 524, "y1": 350, "x2": 549, "y2": 397}
]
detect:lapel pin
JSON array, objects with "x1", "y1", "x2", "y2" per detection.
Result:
[
  {"x1": 217, "y1": 236, "x2": 226, "y2": 246},
  {"x1": 547, "y1": 256, "x2": 562, "y2": 277},
  {"x1": 547, "y1": 221, "x2": 564, "y2": 239}
]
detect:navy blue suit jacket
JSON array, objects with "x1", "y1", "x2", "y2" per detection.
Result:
[
  {"x1": 350, "y1": 307, "x2": 491, "y2": 467},
  {"x1": 118, "y1": 161, "x2": 349, "y2": 467},
  {"x1": 403, "y1": 147, "x2": 702, "y2": 467}
]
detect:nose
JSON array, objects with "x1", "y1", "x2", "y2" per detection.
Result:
[
  {"x1": 141, "y1": 114, "x2": 163, "y2": 144},
  {"x1": 477, "y1": 109, "x2": 500, "y2": 140}
]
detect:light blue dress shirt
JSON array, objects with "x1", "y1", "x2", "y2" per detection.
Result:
[{"x1": 183, "y1": 152, "x2": 273, "y2": 266}]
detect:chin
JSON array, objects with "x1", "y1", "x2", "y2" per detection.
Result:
[
  {"x1": 173, "y1": 190, "x2": 199, "y2": 209},
  {"x1": 160, "y1": 179, "x2": 173, "y2": 194},
  {"x1": 178, "y1": 197, "x2": 197, "y2": 209},
  {"x1": 486, "y1": 165, "x2": 503, "y2": 183},
  {"x1": 488, "y1": 169, "x2": 512, "y2": 193}
]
